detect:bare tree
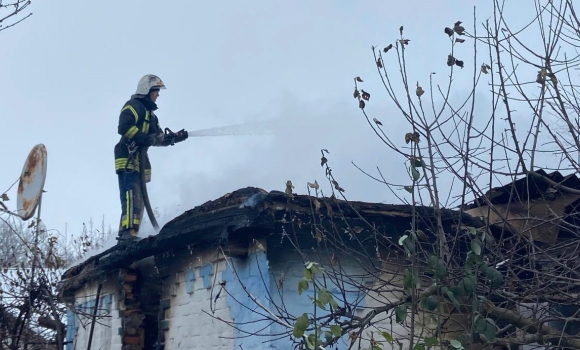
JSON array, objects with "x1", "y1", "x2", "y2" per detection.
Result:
[
  {"x1": 0, "y1": 0, "x2": 32, "y2": 32},
  {"x1": 209, "y1": 1, "x2": 580, "y2": 349},
  {"x1": 0, "y1": 206, "x2": 112, "y2": 350}
]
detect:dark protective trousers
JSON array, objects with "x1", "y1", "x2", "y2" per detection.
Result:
[{"x1": 118, "y1": 171, "x2": 144, "y2": 234}]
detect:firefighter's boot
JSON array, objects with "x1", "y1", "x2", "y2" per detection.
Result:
[{"x1": 116, "y1": 228, "x2": 141, "y2": 243}]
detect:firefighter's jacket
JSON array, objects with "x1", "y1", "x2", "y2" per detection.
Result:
[{"x1": 114, "y1": 95, "x2": 172, "y2": 182}]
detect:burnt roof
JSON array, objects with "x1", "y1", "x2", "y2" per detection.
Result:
[
  {"x1": 58, "y1": 186, "x2": 484, "y2": 298},
  {"x1": 463, "y1": 169, "x2": 580, "y2": 209}
]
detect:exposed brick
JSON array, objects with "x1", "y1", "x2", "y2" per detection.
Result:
[
  {"x1": 122, "y1": 308, "x2": 139, "y2": 317},
  {"x1": 123, "y1": 273, "x2": 138, "y2": 283},
  {"x1": 123, "y1": 334, "x2": 141, "y2": 345}
]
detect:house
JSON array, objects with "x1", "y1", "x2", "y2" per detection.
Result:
[
  {"x1": 462, "y1": 169, "x2": 580, "y2": 344},
  {"x1": 57, "y1": 186, "x2": 484, "y2": 350},
  {"x1": 462, "y1": 169, "x2": 580, "y2": 245}
]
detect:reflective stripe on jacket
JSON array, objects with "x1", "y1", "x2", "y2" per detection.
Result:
[{"x1": 114, "y1": 96, "x2": 170, "y2": 180}]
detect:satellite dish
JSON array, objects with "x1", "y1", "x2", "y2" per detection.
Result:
[{"x1": 16, "y1": 144, "x2": 47, "y2": 221}]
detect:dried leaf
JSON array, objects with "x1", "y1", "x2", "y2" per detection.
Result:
[
  {"x1": 444, "y1": 27, "x2": 453, "y2": 36},
  {"x1": 536, "y1": 69, "x2": 546, "y2": 84},
  {"x1": 447, "y1": 54, "x2": 456, "y2": 67},
  {"x1": 454, "y1": 21, "x2": 463, "y2": 27},
  {"x1": 416, "y1": 86, "x2": 425, "y2": 97},
  {"x1": 330, "y1": 253, "x2": 338, "y2": 266},
  {"x1": 549, "y1": 73, "x2": 558, "y2": 85},
  {"x1": 404, "y1": 186, "x2": 413, "y2": 193},
  {"x1": 453, "y1": 25, "x2": 465, "y2": 35},
  {"x1": 324, "y1": 201, "x2": 333, "y2": 216},
  {"x1": 455, "y1": 60, "x2": 464, "y2": 68},
  {"x1": 359, "y1": 99, "x2": 366, "y2": 109},
  {"x1": 405, "y1": 132, "x2": 421, "y2": 144},
  {"x1": 353, "y1": 226, "x2": 363, "y2": 234},
  {"x1": 373, "y1": 118, "x2": 382, "y2": 126},
  {"x1": 307, "y1": 180, "x2": 319, "y2": 189},
  {"x1": 399, "y1": 25, "x2": 403, "y2": 35},
  {"x1": 455, "y1": 38, "x2": 465, "y2": 43},
  {"x1": 332, "y1": 180, "x2": 345, "y2": 192},
  {"x1": 481, "y1": 63, "x2": 489, "y2": 74},
  {"x1": 321, "y1": 156, "x2": 328, "y2": 167},
  {"x1": 1, "y1": 193, "x2": 8, "y2": 201},
  {"x1": 285, "y1": 180, "x2": 294, "y2": 196},
  {"x1": 376, "y1": 57, "x2": 383, "y2": 68},
  {"x1": 313, "y1": 198, "x2": 321, "y2": 212},
  {"x1": 315, "y1": 228, "x2": 323, "y2": 243},
  {"x1": 355, "y1": 76, "x2": 363, "y2": 82},
  {"x1": 353, "y1": 88, "x2": 359, "y2": 99},
  {"x1": 399, "y1": 39, "x2": 410, "y2": 45},
  {"x1": 361, "y1": 90, "x2": 370, "y2": 101},
  {"x1": 383, "y1": 44, "x2": 393, "y2": 53}
]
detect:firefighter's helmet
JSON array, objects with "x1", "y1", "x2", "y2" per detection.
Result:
[{"x1": 135, "y1": 74, "x2": 166, "y2": 95}]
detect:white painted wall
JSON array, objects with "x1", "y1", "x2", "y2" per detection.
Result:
[
  {"x1": 160, "y1": 249, "x2": 234, "y2": 350},
  {"x1": 69, "y1": 276, "x2": 121, "y2": 350},
  {"x1": 67, "y1": 245, "x2": 472, "y2": 350}
]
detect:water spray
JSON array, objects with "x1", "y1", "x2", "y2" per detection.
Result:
[
  {"x1": 187, "y1": 120, "x2": 275, "y2": 138},
  {"x1": 136, "y1": 120, "x2": 275, "y2": 234}
]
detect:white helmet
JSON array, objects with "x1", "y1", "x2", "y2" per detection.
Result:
[{"x1": 135, "y1": 74, "x2": 166, "y2": 96}]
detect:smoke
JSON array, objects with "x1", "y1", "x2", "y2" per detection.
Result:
[{"x1": 63, "y1": 202, "x2": 185, "y2": 268}]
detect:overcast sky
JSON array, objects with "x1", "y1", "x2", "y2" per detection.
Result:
[{"x1": 0, "y1": 1, "x2": 541, "y2": 242}]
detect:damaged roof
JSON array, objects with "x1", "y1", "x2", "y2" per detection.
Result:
[
  {"x1": 463, "y1": 169, "x2": 580, "y2": 209},
  {"x1": 58, "y1": 186, "x2": 483, "y2": 297},
  {"x1": 462, "y1": 169, "x2": 580, "y2": 244}
]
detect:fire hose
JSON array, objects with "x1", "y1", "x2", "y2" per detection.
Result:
[
  {"x1": 135, "y1": 127, "x2": 186, "y2": 233},
  {"x1": 138, "y1": 146, "x2": 159, "y2": 231}
]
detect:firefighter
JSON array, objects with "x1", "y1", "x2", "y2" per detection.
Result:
[{"x1": 114, "y1": 74, "x2": 188, "y2": 242}]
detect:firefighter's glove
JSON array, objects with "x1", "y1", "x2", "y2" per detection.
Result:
[
  {"x1": 174, "y1": 129, "x2": 188, "y2": 144},
  {"x1": 144, "y1": 134, "x2": 165, "y2": 147}
]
